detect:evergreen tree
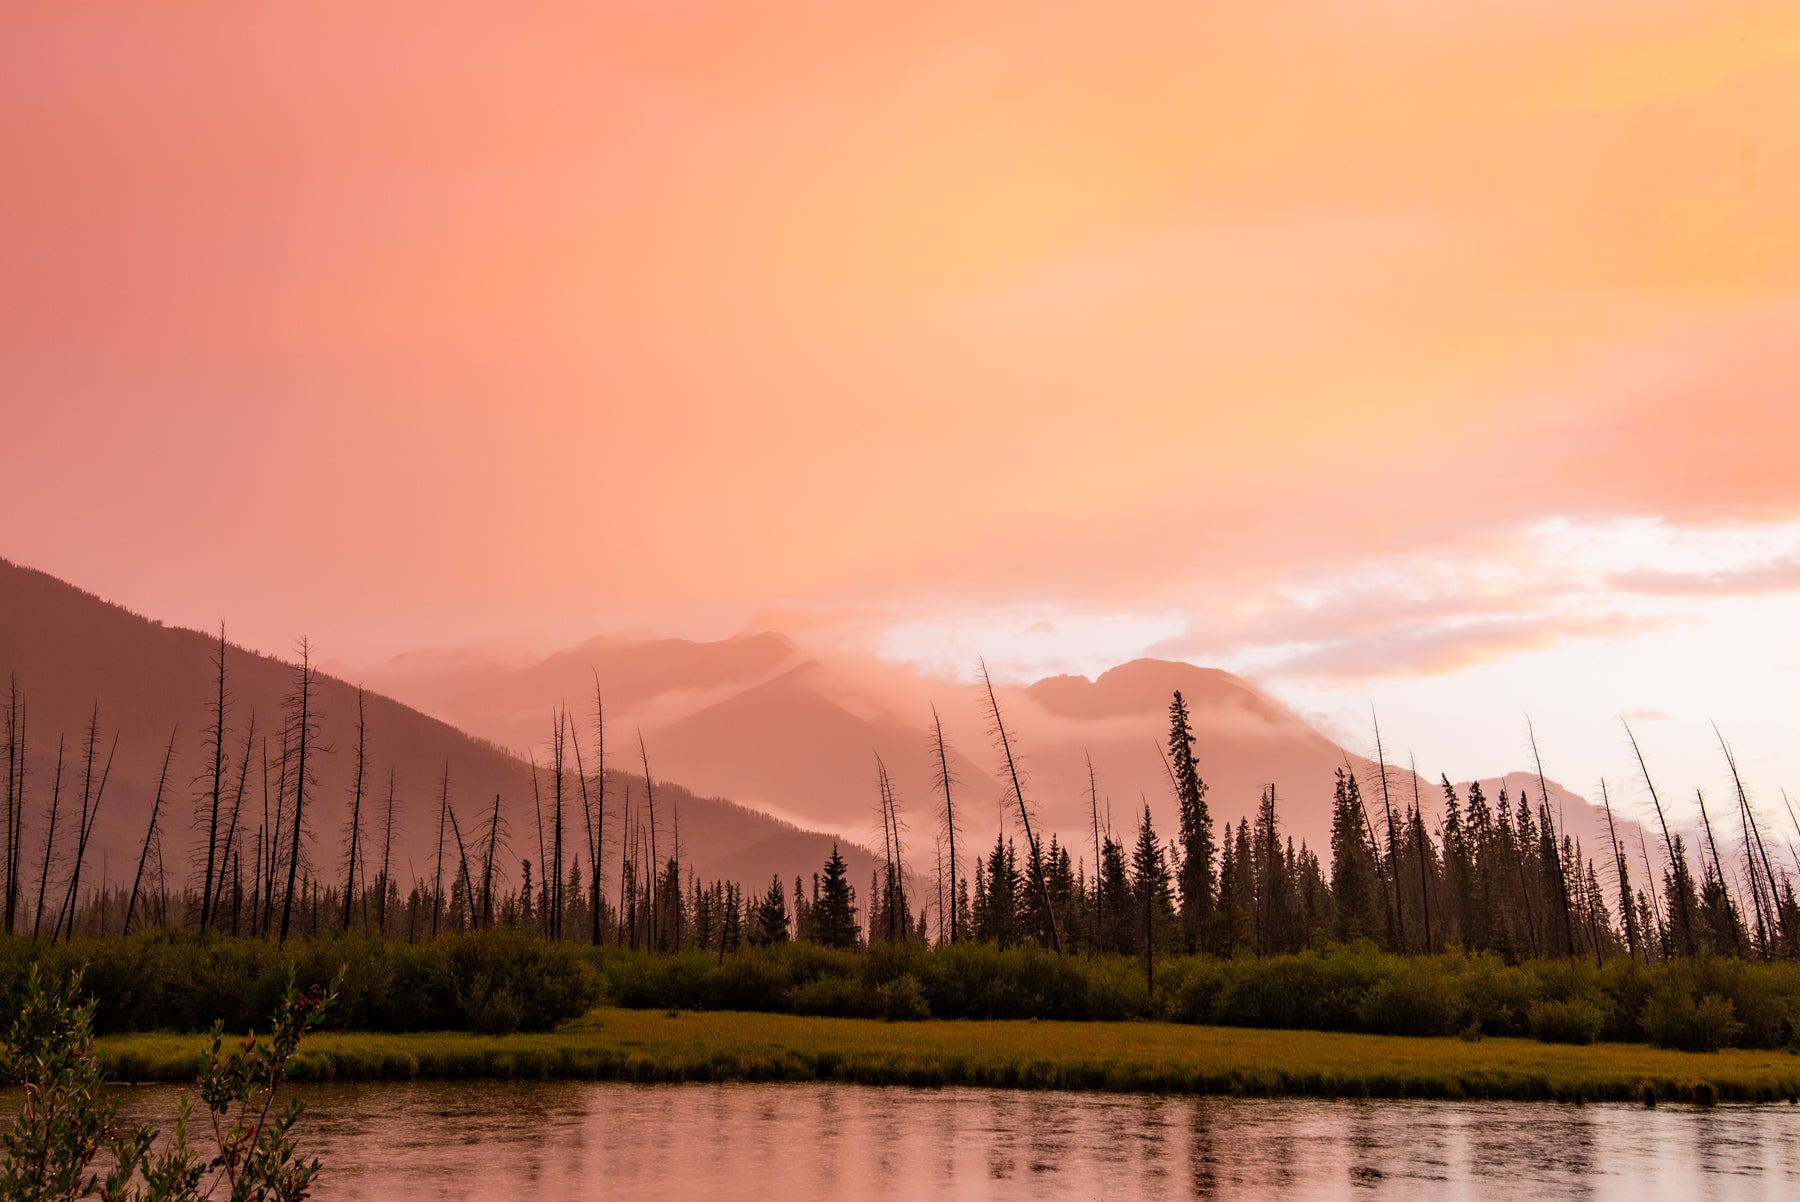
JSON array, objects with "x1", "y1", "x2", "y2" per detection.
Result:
[
  {"x1": 1096, "y1": 834, "x2": 1134, "y2": 955},
  {"x1": 1212, "y1": 821, "x2": 1251, "y2": 956},
  {"x1": 751, "y1": 874, "x2": 789, "y2": 946},
  {"x1": 979, "y1": 835, "x2": 1020, "y2": 946},
  {"x1": 1168, "y1": 691, "x2": 1215, "y2": 952},
  {"x1": 1130, "y1": 804, "x2": 1177, "y2": 988},
  {"x1": 1329, "y1": 769, "x2": 1380, "y2": 941},
  {"x1": 813, "y1": 843, "x2": 859, "y2": 949}
]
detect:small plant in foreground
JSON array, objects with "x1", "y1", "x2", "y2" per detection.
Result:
[{"x1": 0, "y1": 964, "x2": 339, "y2": 1201}]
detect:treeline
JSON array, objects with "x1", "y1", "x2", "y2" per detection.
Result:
[
  {"x1": 4, "y1": 929, "x2": 1795, "y2": 1053},
  {"x1": 6, "y1": 636, "x2": 1799, "y2": 985}
]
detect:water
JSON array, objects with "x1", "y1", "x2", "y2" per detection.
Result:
[{"x1": 83, "y1": 1082, "x2": 1800, "y2": 1199}]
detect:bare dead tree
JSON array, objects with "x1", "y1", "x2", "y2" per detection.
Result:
[
  {"x1": 1087, "y1": 751, "x2": 1103, "y2": 952},
  {"x1": 31, "y1": 735, "x2": 65, "y2": 939},
  {"x1": 337, "y1": 687, "x2": 369, "y2": 930},
  {"x1": 204, "y1": 713, "x2": 257, "y2": 936},
  {"x1": 59, "y1": 709, "x2": 118, "y2": 944},
  {"x1": 978, "y1": 659, "x2": 1059, "y2": 952},
  {"x1": 278, "y1": 639, "x2": 320, "y2": 944},
  {"x1": 1717, "y1": 723, "x2": 1792, "y2": 954},
  {"x1": 571, "y1": 708, "x2": 598, "y2": 944},
  {"x1": 528, "y1": 750, "x2": 547, "y2": 931},
  {"x1": 432, "y1": 761, "x2": 451, "y2": 939},
  {"x1": 1527, "y1": 719, "x2": 1578, "y2": 959},
  {"x1": 587, "y1": 676, "x2": 607, "y2": 945},
  {"x1": 931, "y1": 705, "x2": 961, "y2": 945},
  {"x1": 479, "y1": 791, "x2": 504, "y2": 928},
  {"x1": 125, "y1": 727, "x2": 179, "y2": 937},
  {"x1": 1408, "y1": 753, "x2": 1433, "y2": 955},
  {"x1": 550, "y1": 710, "x2": 567, "y2": 939},
  {"x1": 616, "y1": 782, "x2": 632, "y2": 946},
  {"x1": 1369, "y1": 710, "x2": 1406, "y2": 953},
  {"x1": 376, "y1": 768, "x2": 399, "y2": 937},
  {"x1": 3, "y1": 677, "x2": 22, "y2": 934},
  {"x1": 638, "y1": 731, "x2": 659, "y2": 950},
  {"x1": 1599, "y1": 780, "x2": 1642, "y2": 964},
  {"x1": 1694, "y1": 787, "x2": 1744, "y2": 954},
  {"x1": 445, "y1": 800, "x2": 475, "y2": 931},
  {"x1": 198, "y1": 623, "x2": 230, "y2": 932},
  {"x1": 1626, "y1": 719, "x2": 1694, "y2": 957},
  {"x1": 665, "y1": 785, "x2": 683, "y2": 952}
]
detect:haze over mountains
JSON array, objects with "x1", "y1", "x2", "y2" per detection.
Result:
[
  {"x1": 362, "y1": 622, "x2": 1623, "y2": 862},
  {"x1": 0, "y1": 559, "x2": 884, "y2": 903},
  {"x1": 1, "y1": 555, "x2": 1630, "y2": 917}
]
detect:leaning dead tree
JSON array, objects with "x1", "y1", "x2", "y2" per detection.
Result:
[
  {"x1": 31, "y1": 735, "x2": 65, "y2": 940},
  {"x1": 1625, "y1": 718, "x2": 1695, "y2": 956},
  {"x1": 1526, "y1": 720, "x2": 1578, "y2": 959},
  {"x1": 979, "y1": 659, "x2": 1059, "y2": 953},
  {"x1": 638, "y1": 730, "x2": 659, "y2": 949},
  {"x1": 58, "y1": 707, "x2": 118, "y2": 943},
  {"x1": 930, "y1": 705, "x2": 961, "y2": 945},
  {"x1": 432, "y1": 761, "x2": 451, "y2": 939},
  {"x1": 1369, "y1": 711, "x2": 1405, "y2": 953},
  {"x1": 125, "y1": 726, "x2": 179, "y2": 936}
]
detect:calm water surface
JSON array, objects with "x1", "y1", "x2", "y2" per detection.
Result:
[{"x1": 95, "y1": 1081, "x2": 1799, "y2": 1200}]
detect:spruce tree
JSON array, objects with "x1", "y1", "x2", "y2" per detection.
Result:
[
  {"x1": 1168, "y1": 691, "x2": 1214, "y2": 951},
  {"x1": 1329, "y1": 769, "x2": 1380, "y2": 941},
  {"x1": 751, "y1": 874, "x2": 790, "y2": 946},
  {"x1": 814, "y1": 843, "x2": 859, "y2": 949},
  {"x1": 1129, "y1": 805, "x2": 1177, "y2": 976}
]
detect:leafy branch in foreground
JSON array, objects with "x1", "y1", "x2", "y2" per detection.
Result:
[{"x1": 0, "y1": 964, "x2": 340, "y2": 1202}]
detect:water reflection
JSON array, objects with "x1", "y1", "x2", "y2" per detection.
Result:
[{"x1": 89, "y1": 1082, "x2": 1800, "y2": 1201}]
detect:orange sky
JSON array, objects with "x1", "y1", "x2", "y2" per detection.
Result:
[{"x1": 5, "y1": 2, "x2": 1799, "y2": 806}]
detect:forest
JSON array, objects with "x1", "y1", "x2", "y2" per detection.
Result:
[{"x1": 4, "y1": 633, "x2": 1799, "y2": 1055}]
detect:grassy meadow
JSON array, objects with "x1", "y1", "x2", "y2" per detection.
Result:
[{"x1": 96, "y1": 1007, "x2": 1800, "y2": 1105}]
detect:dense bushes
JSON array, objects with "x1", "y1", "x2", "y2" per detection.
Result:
[
  {"x1": 4, "y1": 930, "x2": 1798, "y2": 1050},
  {"x1": 0, "y1": 930, "x2": 600, "y2": 1035},
  {"x1": 579, "y1": 941, "x2": 1800, "y2": 1050}
]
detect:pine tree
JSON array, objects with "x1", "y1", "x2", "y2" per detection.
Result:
[
  {"x1": 814, "y1": 843, "x2": 859, "y2": 949},
  {"x1": 751, "y1": 874, "x2": 789, "y2": 946},
  {"x1": 1168, "y1": 691, "x2": 1214, "y2": 952},
  {"x1": 1329, "y1": 769, "x2": 1380, "y2": 941},
  {"x1": 1130, "y1": 805, "x2": 1176, "y2": 989},
  {"x1": 1212, "y1": 822, "x2": 1251, "y2": 956}
]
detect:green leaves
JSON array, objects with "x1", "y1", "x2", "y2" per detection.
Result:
[{"x1": 0, "y1": 964, "x2": 340, "y2": 1201}]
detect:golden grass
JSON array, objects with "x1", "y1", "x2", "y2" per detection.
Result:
[{"x1": 96, "y1": 1009, "x2": 1800, "y2": 1104}]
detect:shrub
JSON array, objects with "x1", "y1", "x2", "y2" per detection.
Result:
[
  {"x1": 0, "y1": 964, "x2": 336, "y2": 1198},
  {"x1": 881, "y1": 974, "x2": 930, "y2": 1022},
  {"x1": 1642, "y1": 985, "x2": 1742, "y2": 1052},
  {"x1": 1527, "y1": 998, "x2": 1606, "y2": 1045}
]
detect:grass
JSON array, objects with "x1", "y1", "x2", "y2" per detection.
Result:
[{"x1": 95, "y1": 1008, "x2": 1800, "y2": 1105}]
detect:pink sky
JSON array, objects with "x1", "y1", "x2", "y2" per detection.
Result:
[{"x1": 4, "y1": 2, "x2": 1799, "y2": 810}]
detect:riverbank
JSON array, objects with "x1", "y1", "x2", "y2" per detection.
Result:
[{"x1": 96, "y1": 1008, "x2": 1800, "y2": 1104}]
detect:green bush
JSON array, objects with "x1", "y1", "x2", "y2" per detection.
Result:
[
  {"x1": 1526, "y1": 998, "x2": 1606, "y2": 1045},
  {"x1": 1642, "y1": 984, "x2": 1742, "y2": 1052},
  {"x1": 881, "y1": 974, "x2": 930, "y2": 1022}
]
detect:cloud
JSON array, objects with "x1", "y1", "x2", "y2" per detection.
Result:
[
  {"x1": 1260, "y1": 612, "x2": 1674, "y2": 682},
  {"x1": 1607, "y1": 556, "x2": 1800, "y2": 598}
]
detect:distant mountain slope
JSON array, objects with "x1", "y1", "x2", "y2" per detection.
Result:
[
  {"x1": 362, "y1": 624, "x2": 1631, "y2": 864},
  {"x1": 0, "y1": 558, "x2": 879, "y2": 907}
]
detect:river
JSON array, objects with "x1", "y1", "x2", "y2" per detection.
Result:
[{"x1": 85, "y1": 1081, "x2": 1800, "y2": 1199}]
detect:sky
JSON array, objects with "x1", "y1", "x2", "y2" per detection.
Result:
[{"x1": 4, "y1": 2, "x2": 1799, "y2": 826}]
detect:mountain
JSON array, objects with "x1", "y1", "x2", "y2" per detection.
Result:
[
  {"x1": 0, "y1": 558, "x2": 882, "y2": 913},
  {"x1": 364, "y1": 632, "x2": 1630, "y2": 865}
]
